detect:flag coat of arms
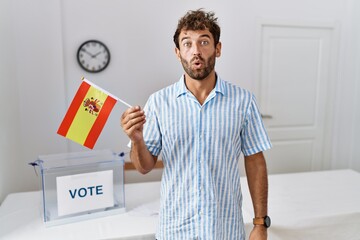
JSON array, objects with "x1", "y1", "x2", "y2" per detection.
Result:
[{"x1": 57, "y1": 79, "x2": 117, "y2": 149}]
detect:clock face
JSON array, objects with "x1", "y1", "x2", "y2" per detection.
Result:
[{"x1": 77, "y1": 40, "x2": 110, "y2": 73}]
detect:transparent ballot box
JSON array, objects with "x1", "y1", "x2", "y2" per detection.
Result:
[{"x1": 32, "y1": 149, "x2": 125, "y2": 226}]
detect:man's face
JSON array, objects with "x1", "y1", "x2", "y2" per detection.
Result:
[{"x1": 175, "y1": 29, "x2": 221, "y2": 80}]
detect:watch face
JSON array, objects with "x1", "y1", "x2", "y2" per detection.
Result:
[
  {"x1": 264, "y1": 216, "x2": 271, "y2": 228},
  {"x1": 77, "y1": 40, "x2": 110, "y2": 73}
]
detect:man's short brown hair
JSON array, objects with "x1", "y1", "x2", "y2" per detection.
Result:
[{"x1": 173, "y1": 9, "x2": 221, "y2": 49}]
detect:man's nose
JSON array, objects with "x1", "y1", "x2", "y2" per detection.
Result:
[{"x1": 192, "y1": 43, "x2": 202, "y2": 56}]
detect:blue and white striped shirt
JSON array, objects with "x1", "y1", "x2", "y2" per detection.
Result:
[{"x1": 142, "y1": 75, "x2": 271, "y2": 240}]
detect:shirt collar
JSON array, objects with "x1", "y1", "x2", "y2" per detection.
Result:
[{"x1": 176, "y1": 74, "x2": 226, "y2": 98}]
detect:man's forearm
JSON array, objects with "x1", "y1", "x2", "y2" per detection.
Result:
[
  {"x1": 130, "y1": 140, "x2": 157, "y2": 174},
  {"x1": 244, "y1": 152, "x2": 268, "y2": 218}
]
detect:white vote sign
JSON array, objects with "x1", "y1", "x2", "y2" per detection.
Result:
[{"x1": 56, "y1": 170, "x2": 114, "y2": 216}]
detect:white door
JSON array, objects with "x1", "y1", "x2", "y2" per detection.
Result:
[{"x1": 257, "y1": 22, "x2": 337, "y2": 174}]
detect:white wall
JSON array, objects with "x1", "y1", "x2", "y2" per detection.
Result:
[
  {"x1": 331, "y1": 0, "x2": 360, "y2": 169},
  {"x1": 1, "y1": 0, "x2": 359, "y2": 203},
  {"x1": 0, "y1": 0, "x2": 22, "y2": 203},
  {"x1": 350, "y1": 0, "x2": 360, "y2": 171}
]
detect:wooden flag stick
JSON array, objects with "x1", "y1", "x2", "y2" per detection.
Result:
[{"x1": 81, "y1": 77, "x2": 132, "y2": 108}]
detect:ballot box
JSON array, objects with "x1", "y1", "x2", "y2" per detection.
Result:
[{"x1": 32, "y1": 149, "x2": 125, "y2": 226}]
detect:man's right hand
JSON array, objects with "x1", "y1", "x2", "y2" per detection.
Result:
[
  {"x1": 121, "y1": 106, "x2": 157, "y2": 174},
  {"x1": 120, "y1": 106, "x2": 146, "y2": 143}
]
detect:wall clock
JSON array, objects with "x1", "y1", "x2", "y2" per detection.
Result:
[{"x1": 77, "y1": 40, "x2": 110, "y2": 73}]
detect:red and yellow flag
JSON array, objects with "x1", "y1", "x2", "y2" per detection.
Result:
[{"x1": 57, "y1": 79, "x2": 117, "y2": 149}]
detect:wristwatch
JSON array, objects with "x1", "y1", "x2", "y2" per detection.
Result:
[{"x1": 253, "y1": 215, "x2": 271, "y2": 228}]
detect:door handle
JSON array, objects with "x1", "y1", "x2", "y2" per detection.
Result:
[{"x1": 261, "y1": 114, "x2": 273, "y2": 119}]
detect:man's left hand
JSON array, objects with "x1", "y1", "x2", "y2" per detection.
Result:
[{"x1": 249, "y1": 226, "x2": 267, "y2": 240}]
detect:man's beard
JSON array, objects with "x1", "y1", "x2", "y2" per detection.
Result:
[{"x1": 180, "y1": 53, "x2": 216, "y2": 80}]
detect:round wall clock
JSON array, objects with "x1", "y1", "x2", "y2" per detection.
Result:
[{"x1": 77, "y1": 40, "x2": 110, "y2": 73}]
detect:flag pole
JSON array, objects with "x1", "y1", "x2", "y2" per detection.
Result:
[{"x1": 81, "y1": 77, "x2": 133, "y2": 108}]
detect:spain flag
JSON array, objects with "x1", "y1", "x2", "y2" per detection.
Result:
[{"x1": 57, "y1": 78, "x2": 118, "y2": 149}]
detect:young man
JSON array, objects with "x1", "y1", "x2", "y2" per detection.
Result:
[{"x1": 121, "y1": 9, "x2": 272, "y2": 240}]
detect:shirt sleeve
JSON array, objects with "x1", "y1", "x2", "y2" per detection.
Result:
[
  {"x1": 241, "y1": 94, "x2": 272, "y2": 156},
  {"x1": 142, "y1": 95, "x2": 162, "y2": 156}
]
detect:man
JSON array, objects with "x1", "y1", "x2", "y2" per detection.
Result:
[{"x1": 121, "y1": 9, "x2": 272, "y2": 240}]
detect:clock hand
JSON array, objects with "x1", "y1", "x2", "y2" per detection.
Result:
[
  {"x1": 92, "y1": 51, "x2": 102, "y2": 58},
  {"x1": 81, "y1": 49, "x2": 94, "y2": 57}
]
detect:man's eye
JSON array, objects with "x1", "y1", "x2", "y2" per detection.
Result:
[
  {"x1": 183, "y1": 42, "x2": 191, "y2": 47},
  {"x1": 201, "y1": 40, "x2": 209, "y2": 46}
]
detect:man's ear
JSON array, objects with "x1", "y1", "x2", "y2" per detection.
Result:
[
  {"x1": 216, "y1": 42, "x2": 222, "y2": 57},
  {"x1": 175, "y1": 47, "x2": 181, "y2": 60}
]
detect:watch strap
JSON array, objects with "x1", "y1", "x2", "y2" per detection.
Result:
[{"x1": 253, "y1": 217, "x2": 265, "y2": 225}]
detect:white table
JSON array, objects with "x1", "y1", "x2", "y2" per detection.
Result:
[
  {"x1": 0, "y1": 181, "x2": 160, "y2": 240},
  {"x1": 1, "y1": 169, "x2": 360, "y2": 239},
  {"x1": 242, "y1": 169, "x2": 360, "y2": 240}
]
